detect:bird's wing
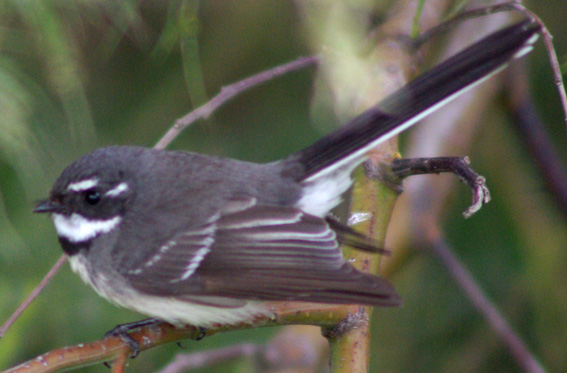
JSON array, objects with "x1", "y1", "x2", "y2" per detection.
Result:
[{"x1": 125, "y1": 197, "x2": 399, "y2": 307}]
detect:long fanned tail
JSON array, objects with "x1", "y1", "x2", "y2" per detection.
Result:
[{"x1": 284, "y1": 20, "x2": 540, "y2": 183}]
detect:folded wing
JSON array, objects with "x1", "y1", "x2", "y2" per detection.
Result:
[{"x1": 126, "y1": 198, "x2": 400, "y2": 307}]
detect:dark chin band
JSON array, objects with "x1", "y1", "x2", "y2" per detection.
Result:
[{"x1": 58, "y1": 236, "x2": 93, "y2": 256}]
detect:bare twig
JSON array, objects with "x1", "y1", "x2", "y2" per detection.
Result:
[
  {"x1": 506, "y1": 63, "x2": 567, "y2": 219},
  {"x1": 412, "y1": 1, "x2": 567, "y2": 134},
  {"x1": 160, "y1": 327, "x2": 321, "y2": 372},
  {"x1": 0, "y1": 254, "x2": 67, "y2": 338},
  {"x1": 412, "y1": 1, "x2": 521, "y2": 48},
  {"x1": 3, "y1": 303, "x2": 352, "y2": 373},
  {"x1": 505, "y1": 3, "x2": 567, "y2": 134},
  {"x1": 160, "y1": 344, "x2": 258, "y2": 373},
  {"x1": 390, "y1": 156, "x2": 491, "y2": 218},
  {"x1": 424, "y1": 229, "x2": 545, "y2": 373},
  {"x1": 154, "y1": 55, "x2": 319, "y2": 150},
  {"x1": 111, "y1": 352, "x2": 129, "y2": 373}
]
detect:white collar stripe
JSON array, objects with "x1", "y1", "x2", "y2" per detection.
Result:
[{"x1": 52, "y1": 213, "x2": 121, "y2": 243}]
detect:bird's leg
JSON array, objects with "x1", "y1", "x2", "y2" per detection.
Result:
[
  {"x1": 103, "y1": 318, "x2": 207, "y2": 364},
  {"x1": 104, "y1": 318, "x2": 163, "y2": 358}
]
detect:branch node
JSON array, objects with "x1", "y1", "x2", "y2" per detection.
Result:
[{"x1": 321, "y1": 306, "x2": 368, "y2": 340}]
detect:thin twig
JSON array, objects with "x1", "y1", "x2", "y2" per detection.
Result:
[
  {"x1": 154, "y1": 55, "x2": 319, "y2": 149},
  {"x1": 506, "y1": 2, "x2": 567, "y2": 135},
  {"x1": 412, "y1": 1, "x2": 521, "y2": 48},
  {"x1": 426, "y1": 232, "x2": 545, "y2": 373},
  {"x1": 3, "y1": 303, "x2": 353, "y2": 373},
  {"x1": 0, "y1": 254, "x2": 67, "y2": 338},
  {"x1": 507, "y1": 63, "x2": 567, "y2": 220},
  {"x1": 159, "y1": 325, "x2": 322, "y2": 372},
  {"x1": 412, "y1": 1, "x2": 567, "y2": 134},
  {"x1": 111, "y1": 351, "x2": 129, "y2": 373},
  {"x1": 159, "y1": 344, "x2": 258, "y2": 373}
]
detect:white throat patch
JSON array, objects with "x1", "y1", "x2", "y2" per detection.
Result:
[{"x1": 52, "y1": 213, "x2": 121, "y2": 243}]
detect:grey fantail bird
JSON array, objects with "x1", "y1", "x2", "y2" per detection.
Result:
[{"x1": 34, "y1": 21, "x2": 540, "y2": 327}]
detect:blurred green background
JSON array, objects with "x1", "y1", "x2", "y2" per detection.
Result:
[{"x1": 1, "y1": 1, "x2": 566, "y2": 372}]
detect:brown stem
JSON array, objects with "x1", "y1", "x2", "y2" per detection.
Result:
[
  {"x1": 0, "y1": 255, "x2": 67, "y2": 338},
  {"x1": 154, "y1": 55, "x2": 319, "y2": 150},
  {"x1": 3, "y1": 303, "x2": 352, "y2": 373},
  {"x1": 424, "y1": 229, "x2": 545, "y2": 373}
]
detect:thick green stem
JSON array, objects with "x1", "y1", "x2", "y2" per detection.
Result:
[{"x1": 327, "y1": 165, "x2": 399, "y2": 371}]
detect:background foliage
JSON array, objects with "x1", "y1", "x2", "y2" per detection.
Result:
[{"x1": 1, "y1": 0, "x2": 566, "y2": 371}]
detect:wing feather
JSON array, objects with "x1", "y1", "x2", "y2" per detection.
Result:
[{"x1": 125, "y1": 198, "x2": 399, "y2": 306}]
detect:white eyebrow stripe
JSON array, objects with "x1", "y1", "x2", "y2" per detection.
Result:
[
  {"x1": 52, "y1": 213, "x2": 121, "y2": 243},
  {"x1": 105, "y1": 182, "x2": 129, "y2": 197},
  {"x1": 68, "y1": 179, "x2": 99, "y2": 192}
]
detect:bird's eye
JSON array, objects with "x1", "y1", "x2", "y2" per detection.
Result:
[{"x1": 84, "y1": 190, "x2": 101, "y2": 205}]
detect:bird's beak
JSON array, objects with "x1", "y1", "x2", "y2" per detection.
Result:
[{"x1": 34, "y1": 200, "x2": 62, "y2": 214}]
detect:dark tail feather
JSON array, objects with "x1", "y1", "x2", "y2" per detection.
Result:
[{"x1": 285, "y1": 20, "x2": 540, "y2": 182}]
